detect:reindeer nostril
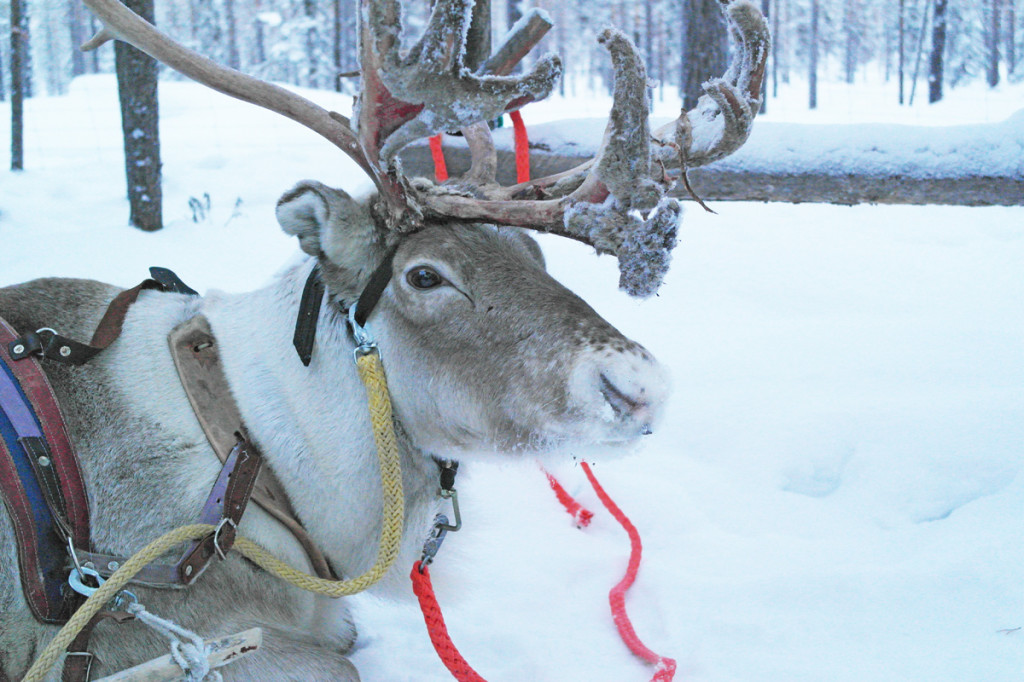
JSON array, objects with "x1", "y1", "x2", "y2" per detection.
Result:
[{"x1": 599, "y1": 373, "x2": 641, "y2": 419}]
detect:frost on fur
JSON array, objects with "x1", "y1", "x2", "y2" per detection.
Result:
[{"x1": 566, "y1": 198, "x2": 681, "y2": 299}]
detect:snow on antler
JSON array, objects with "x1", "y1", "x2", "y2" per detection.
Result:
[{"x1": 358, "y1": 0, "x2": 562, "y2": 166}]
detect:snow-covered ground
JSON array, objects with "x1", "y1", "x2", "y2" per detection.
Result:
[{"x1": 2, "y1": 75, "x2": 1023, "y2": 681}]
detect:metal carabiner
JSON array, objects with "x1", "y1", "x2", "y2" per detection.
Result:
[
  {"x1": 347, "y1": 303, "x2": 379, "y2": 359},
  {"x1": 419, "y1": 514, "x2": 451, "y2": 571}
]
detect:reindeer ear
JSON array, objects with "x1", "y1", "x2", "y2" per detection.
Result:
[{"x1": 276, "y1": 181, "x2": 376, "y2": 265}]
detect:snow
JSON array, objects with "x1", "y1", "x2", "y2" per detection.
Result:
[{"x1": 2, "y1": 75, "x2": 1023, "y2": 681}]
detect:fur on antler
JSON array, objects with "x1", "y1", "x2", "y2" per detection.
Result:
[{"x1": 82, "y1": 0, "x2": 769, "y2": 298}]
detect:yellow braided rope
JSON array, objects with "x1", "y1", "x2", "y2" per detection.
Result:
[{"x1": 23, "y1": 350, "x2": 403, "y2": 682}]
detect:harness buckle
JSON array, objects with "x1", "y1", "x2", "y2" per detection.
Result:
[{"x1": 213, "y1": 517, "x2": 238, "y2": 560}]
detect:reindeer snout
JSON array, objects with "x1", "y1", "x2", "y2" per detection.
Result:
[{"x1": 572, "y1": 346, "x2": 669, "y2": 439}]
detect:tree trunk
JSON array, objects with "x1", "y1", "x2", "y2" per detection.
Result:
[
  {"x1": 68, "y1": 0, "x2": 87, "y2": 77},
  {"x1": 844, "y1": 0, "x2": 857, "y2": 84},
  {"x1": 988, "y1": 0, "x2": 1002, "y2": 87},
  {"x1": 224, "y1": 0, "x2": 240, "y2": 70},
  {"x1": 1009, "y1": 0, "x2": 1017, "y2": 76},
  {"x1": 680, "y1": 0, "x2": 728, "y2": 110},
  {"x1": 10, "y1": 0, "x2": 26, "y2": 170},
  {"x1": 114, "y1": 0, "x2": 162, "y2": 231},
  {"x1": 304, "y1": 0, "x2": 318, "y2": 88},
  {"x1": 929, "y1": 0, "x2": 948, "y2": 103},
  {"x1": 809, "y1": 0, "x2": 819, "y2": 109},
  {"x1": 909, "y1": 1, "x2": 930, "y2": 105},
  {"x1": 507, "y1": 0, "x2": 522, "y2": 30},
  {"x1": 771, "y1": 0, "x2": 780, "y2": 97},
  {"x1": 760, "y1": 0, "x2": 769, "y2": 113},
  {"x1": 0, "y1": 33, "x2": 6, "y2": 102},
  {"x1": 898, "y1": 0, "x2": 905, "y2": 104},
  {"x1": 333, "y1": 0, "x2": 343, "y2": 91}
]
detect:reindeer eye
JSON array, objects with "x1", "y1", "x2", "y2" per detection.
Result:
[{"x1": 407, "y1": 266, "x2": 443, "y2": 290}]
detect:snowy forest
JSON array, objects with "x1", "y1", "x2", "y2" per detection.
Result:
[{"x1": 2, "y1": 0, "x2": 1022, "y2": 106}]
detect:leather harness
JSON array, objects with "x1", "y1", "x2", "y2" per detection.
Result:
[
  {"x1": 2, "y1": 254, "x2": 405, "y2": 681},
  {"x1": 0, "y1": 265, "x2": 349, "y2": 680}
]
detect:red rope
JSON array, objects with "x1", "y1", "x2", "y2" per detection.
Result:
[
  {"x1": 411, "y1": 562, "x2": 486, "y2": 682},
  {"x1": 509, "y1": 110, "x2": 530, "y2": 183},
  {"x1": 581, "y1": 462, "x2": 677, "y2": 682},
  {"x1": 541, "y1": 465, "x2": 594, "y2": 528},
  {"x1": 429, "y1": 134, "x2": 449, "y2": 182}
]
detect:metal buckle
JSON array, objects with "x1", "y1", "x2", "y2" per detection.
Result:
[{"x1": 213, "y1": 517, "x2": 238, "y2": 560}]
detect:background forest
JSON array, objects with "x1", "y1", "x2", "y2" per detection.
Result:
[{"x1": 2, "y1": 0, "x2": 1021, "y2": 110}]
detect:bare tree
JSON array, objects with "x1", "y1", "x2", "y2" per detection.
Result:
[
  {"x1": 0, "y1": 31, "x2": 6, "y2": 102},
  {"x1": 69, "y1": 0, "x2": 89, "y2": 76},
  {"x1": 108, "y1": 0, "x2": 163, "y2": 230},
  {"x1": 898, "y1": 0, "x2": 906, "y2": 103},
  {"x1": 680, "y1": 0, "x2": 728, "y2": 110},
  {"x1": 929, "y1": 0, "x2": 948, "y2": 102},
  {"x1": 843, "y1": 0, "x2": 859, "y2": 84},
  {"x1": 224, "y1": 0, "x2": 240, "y2": 69},
  {"x1": 808, "y1": 0, "x2": 819, "y2": 109},
  {"x1": 988, "y1": 0, "x2": 1002, "y2": 86},
  {"x1": 10, "y1": 0, "x2": 26, "y2": 170},
  {"x1": 1009, "y1": 0, "x2": 1017, "y2": 77},
  {"x1": 760, "y1": 0, "x2": 768, "y2": 113}
]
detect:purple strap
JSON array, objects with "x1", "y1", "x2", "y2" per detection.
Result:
[
  {"x1": 76, "y1": 442, "x2": 244, "y2": 585},
  {"x1": 0, "y1": 366, "x2": 43, "y2": 438}
]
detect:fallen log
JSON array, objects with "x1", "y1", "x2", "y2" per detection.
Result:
[{"x1": 401, "y1": 113, "x2": 1024, "y2": 207}]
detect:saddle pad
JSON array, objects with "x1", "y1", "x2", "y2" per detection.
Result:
[{"x1": 0, "y1": 315, "x2": 90, "y2": 623}]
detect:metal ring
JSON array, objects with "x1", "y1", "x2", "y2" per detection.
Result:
[
  {"x1": 213, "y1": 518, "x2": 238, "y2": 560},
  {"x1": 68, "y1": 565, "x2": 105, "y2": 597}
]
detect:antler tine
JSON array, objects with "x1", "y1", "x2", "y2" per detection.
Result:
[
  {"x1": 454, "y1": 10, "x2": 556, "y2": 189},
  {"x1": 653, "y1": 0, "x2": 770, "y2": 168},
  {"x1": 80, "y1": 0, "x2": 374, "y2": 180},
  {"x1": 357, "y1": 0, "x2": 563, "y2": 170}
]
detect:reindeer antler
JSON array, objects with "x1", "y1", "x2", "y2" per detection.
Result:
[{"x1": 82, "y1": 0, "x2": 768, "y2": 298}]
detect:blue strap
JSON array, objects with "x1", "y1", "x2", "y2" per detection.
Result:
[{"x1": 0, "y1": 359, "x2": 68, "y2": 615}]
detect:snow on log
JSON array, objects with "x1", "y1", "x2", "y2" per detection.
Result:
[{"x1": 403, "y1": 111, "x2": 1024, "y2": 207}]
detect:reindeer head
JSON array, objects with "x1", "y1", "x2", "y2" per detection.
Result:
[{"x1": 82, "y1": 0, "x2": 768, "y2": 457}]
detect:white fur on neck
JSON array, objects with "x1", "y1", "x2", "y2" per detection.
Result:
[{"x1": 201, "y1": 258, "x2": 439, "y2": 598}]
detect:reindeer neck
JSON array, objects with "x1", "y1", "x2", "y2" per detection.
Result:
[{"x1": 200, "y1": 259, "x2": 439, "y2": 591}]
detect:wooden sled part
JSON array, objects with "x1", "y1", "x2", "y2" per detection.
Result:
[{"x1": 93, "y1": 627, "x2": 262, "y2": 682}]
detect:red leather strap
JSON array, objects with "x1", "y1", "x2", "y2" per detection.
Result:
[{"x1": 0, "y1": 317, "x2": 89, "y2": 549}]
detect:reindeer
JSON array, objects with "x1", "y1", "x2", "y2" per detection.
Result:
[{"x1": 0, "y1": 0, "x2": 768, "y2": 679}]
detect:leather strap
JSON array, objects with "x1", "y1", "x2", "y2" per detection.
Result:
[
  {"x1": 170, "y1": 315, "x2": 335, "y2": 580},
  {"x1": 177, "y1": 439, "x2": 262, "y2": 584},
  {"x1": 292, "y1": 246, "x2": 399, "y2": 366},
  {"x1": 75, "y1": 440, "x2": 264, "y2": 586},
  {"x1": 0, "y1": 316, "x2": 90, "y2": 623},
  {"x1": 293, "y1": 266, "x2": 325, "y2": 367},
  {"x1": 353, "y1": 245, "x2": 398, "y2": 328},
  {"x1": 8, "y1": 267, "x2": 197, "y2": 366},
  {"x1": 61, "y1": 610, "x2": 136, "y2": 682}
]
